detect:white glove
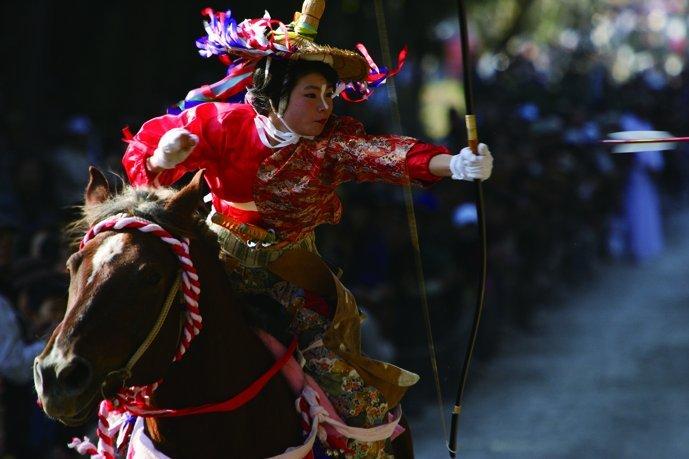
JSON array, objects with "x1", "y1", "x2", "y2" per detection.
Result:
[
  {"x1": 449, "y1": 143, "x2": 493, "y2": 181},
  {"x1": 148, "y1": 128, "x2": 199, "y2": 169}
]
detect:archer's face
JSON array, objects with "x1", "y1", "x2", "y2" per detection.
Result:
[{"x1": 282, "y1": 72, "x2": 334, "y2": 137}]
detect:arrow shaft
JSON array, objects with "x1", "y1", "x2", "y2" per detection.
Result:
[{"x1": 602, "y1": 137, "x2": 689, "y2": 145}]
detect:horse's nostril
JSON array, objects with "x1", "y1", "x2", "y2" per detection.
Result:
[
  {"x1": 37, "y1": 360, "x2": 57, "y2": 393},
  {"x1": 58, "y1": 357, "x2": 92, "y2": 394}
]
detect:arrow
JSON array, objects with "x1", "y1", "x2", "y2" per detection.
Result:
[{"x1": 602, "y1": 130, "x2": 684, "y2": 153}]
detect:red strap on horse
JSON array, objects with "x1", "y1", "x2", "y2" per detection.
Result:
[{"x1": 128, "y1": 338, "x2": 298, "y2": 418}]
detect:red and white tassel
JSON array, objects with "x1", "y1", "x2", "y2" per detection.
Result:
[
  {"x1": 68, "y1": 437, "x2": 100, "y2": 457},
  {"x1": 68, "y1": 401, "x2": 117, "y2": 459}
]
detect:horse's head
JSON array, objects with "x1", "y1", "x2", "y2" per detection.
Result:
[{"x1": 34, "y1": 168, "x2": 205, "y2": 425}]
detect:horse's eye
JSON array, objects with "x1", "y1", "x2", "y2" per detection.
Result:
[
  {"x1": 66, "y1": 252, "x2": 83, "y2": 273},
  {"x1": 145, "y1": 271, "x2": 162, "y2": 285},
  {"x1": 138, "y1": 265, "x2": 163, "y2": 285}
]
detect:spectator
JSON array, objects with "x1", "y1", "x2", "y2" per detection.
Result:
[{"x1": 0, "y1": 293, "x2": 44, "y2": 385}]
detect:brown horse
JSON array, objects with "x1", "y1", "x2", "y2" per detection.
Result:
[{"x1": 34, "y1": 168, "x2": 414, "y2": 458}]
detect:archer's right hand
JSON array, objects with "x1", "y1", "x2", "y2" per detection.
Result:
[{"x1": 149, "y1": 128, "x2": 199, "y2": 169}]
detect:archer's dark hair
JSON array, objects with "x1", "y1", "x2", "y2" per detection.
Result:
[{"x1": 248, "y1": 57, "x2": 338, "y2": 115}]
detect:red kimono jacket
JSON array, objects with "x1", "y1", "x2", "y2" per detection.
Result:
[{"x1": 123, "y1": 103, "x2": 446, "y2": 242}]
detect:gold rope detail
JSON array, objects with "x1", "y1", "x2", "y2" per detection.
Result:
[{"x1": 373, "y1": 0, "x2": 449, "y2": 442}]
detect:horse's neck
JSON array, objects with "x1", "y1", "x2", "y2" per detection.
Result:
[
  {"x1": 145, "y1": 235, "x2": 302, "y2": 457},
  {"x1": 156, "y1": 237, "x2": 272, "y2": 405}
]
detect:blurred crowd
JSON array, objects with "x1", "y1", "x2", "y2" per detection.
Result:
[
  {"x1": 3, "y1": 12, "x2": 689, "y2": 459},
  {"x1": 321, "y1": 49, "x2": 689, "y2": 407}
]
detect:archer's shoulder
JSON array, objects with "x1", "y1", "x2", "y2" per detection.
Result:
[
  {"x1": 191, "y1": 102, "x2": 255, "y2": 121},
  {"x1": 329, "y1": 114, "x2": 366, "y2": 136}
]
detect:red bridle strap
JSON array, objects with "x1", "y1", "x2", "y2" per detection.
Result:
[{"x1": 123, "y1": 337, "x2": 298, "y2": 417}]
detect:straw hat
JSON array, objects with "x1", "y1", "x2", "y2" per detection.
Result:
[{"x1": 172, "y1": 1, "x2": 404, "y2": 113}]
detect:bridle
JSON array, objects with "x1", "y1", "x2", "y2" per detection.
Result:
[
  {"x1": 71, "y1": 213, "x2": 295, "y2": 459},
  {"x1": 79, "y1": 214, "x2": 203, "y2": 373},
  {"x1": 99, "y1": 275, "x2": 182, "y2": 399}
]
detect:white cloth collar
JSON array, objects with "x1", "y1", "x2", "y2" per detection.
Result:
[{"x1": 253, "y1": 113, "x2": 314, "y2": 149}]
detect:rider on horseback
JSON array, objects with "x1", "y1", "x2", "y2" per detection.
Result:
[{"x1": 122, "y1": 2, "x2": 493, "y2": 457}]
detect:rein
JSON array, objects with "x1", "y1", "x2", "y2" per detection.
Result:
[
  {"x1": 79, "y1": 214, "x2": 203, "y2": 364},
  {"x1": 125, "y1": 338, "x2": 298, "y2": 418},
  {"x1": 71, "y1": 214, "x2": 296, "y2": 459},
  {"x1": 100, "y1": 275, "x2": 182, "y2": 398}
]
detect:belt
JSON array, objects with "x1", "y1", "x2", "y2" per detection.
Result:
[
  {"x1": 207, "y1": 212, "x2": 318, "y2": 268},
  {"x1": 209, "y1": 211, "x2": 276, "y2": 244}
]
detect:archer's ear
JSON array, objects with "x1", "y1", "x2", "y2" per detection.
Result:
[
  {"x1": 164, "y1": 170, "x2": 205, "y2": 220},
  {"x1": 84, "y1": 167, "x2": 111, "y2": 207}
]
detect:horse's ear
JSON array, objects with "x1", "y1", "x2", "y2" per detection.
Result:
[
  {"x1": 85, "y1": 166, "x2": 111, "y2": 207},
  {"x1": 165, "y1": 170, "x2": 205, "y2": 219}
]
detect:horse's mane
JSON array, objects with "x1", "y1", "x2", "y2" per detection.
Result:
[{"x1": 67, "y1": 185, "x2": 215, "y2": 248}]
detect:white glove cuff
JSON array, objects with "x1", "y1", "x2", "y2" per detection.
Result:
[
  {"x1": 148, "y1": 150, "x2": 177, "y2": 169},
  {"x1": 149, "y1": 129, "x2": 198, "y2": 170},
  {"x1": 449, "y1": 153, "x2": 466, "y2": 181}
]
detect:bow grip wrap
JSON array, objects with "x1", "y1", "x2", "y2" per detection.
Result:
[{"x1": 465, "y1": 114, "x2": 479, "y2": 154}]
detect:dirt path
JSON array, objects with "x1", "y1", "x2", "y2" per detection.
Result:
[{"x1": 410, "y1": 210, "x2": 689, "y2": 458}]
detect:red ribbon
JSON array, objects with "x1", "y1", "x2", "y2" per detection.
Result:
[
  {"x1": 125, "y1": 338, "x2": 298, "y2": 417},
  {"x1": 341, "y1": 44, "x2": 408, "y2": 103}
]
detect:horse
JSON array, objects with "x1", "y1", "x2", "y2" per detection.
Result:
[{"x1": 33, "y1": 168, "x2": 414, "y2": 458}]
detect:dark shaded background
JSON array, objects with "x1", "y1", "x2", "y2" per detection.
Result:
[{"x1": 2, "y1": 0, "x2": 689, "y2": 457}]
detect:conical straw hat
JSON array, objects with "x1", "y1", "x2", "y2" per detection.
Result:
[{"x1": 197, "y1": 0, "x2": 370, "y2": 81}]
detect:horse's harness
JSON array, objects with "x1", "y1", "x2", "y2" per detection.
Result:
[
  {"x1": 81, "y1": 213, "x2": 297, "y2": 405},
  {"x1": 99, "y1": 275, "x2": 182, "y2": 398},
  {"x1": 75, "y1": 214, "x2": 297, "y2": 459},
  {"x1": 80, "y1": 214, "x2": 203, "y2": 394},
  {"x1": 74, "y1": 213, "x2": 402, "y2": 459}
]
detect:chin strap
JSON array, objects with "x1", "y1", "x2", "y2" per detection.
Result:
[
  {"x1": 254, "y1": 113, "x2": 304, "y2": 148},
  {"x1": 253, "y1": 101, "x2": 315, "y2": 149}
]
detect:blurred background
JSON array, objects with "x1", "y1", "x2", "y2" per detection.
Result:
[{"x1": 2, "y1": 0, "x2": 689, "y2": 457}]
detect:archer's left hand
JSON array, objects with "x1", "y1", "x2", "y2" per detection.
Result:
[{"x1": 450, "y1": 143, "x2": 493, "y2": 181}]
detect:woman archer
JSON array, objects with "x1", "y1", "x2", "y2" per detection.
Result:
[{"x1": 122, "y1": 2, "x2": 493, "y2": 457}]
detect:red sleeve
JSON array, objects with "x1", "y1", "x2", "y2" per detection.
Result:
[
  {"x1": 122, "y1": 102, "x2": 241, "y2": 187},
  {"x1": 328, "y1": 116, "x2": 446, "y2": 187},
  {"x1": 405, "y1": 142, "x2": 448, "y2": 185}
]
